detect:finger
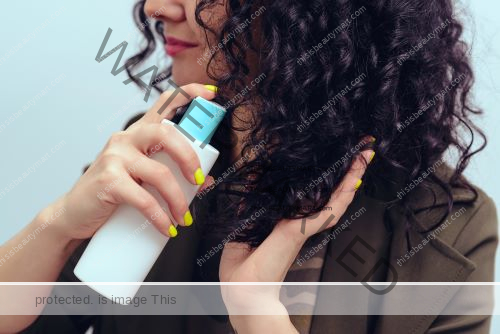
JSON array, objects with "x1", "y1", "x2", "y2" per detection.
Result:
[
  {"x1": 300, "y1": 147, "x2": 375, "y2": 235},
  {"x1": 235, "y1": 151, "x2": 375, "y2": 281},
  {"x1": 342, "y1": 148, "x2": 374, "y2": 191},
  {"x1": 139, "y1": 83, "x2": 217, "y2": 124},
  {"x1": 222, "y1": 150, "x2": 375, "y2": 282},
  {"x1": 198, "y1": 175, "x2": 215, "y2": 193},
  {"x1": 128, "y1": 123, "x2": 204, "y2": 185},
  {"x1": 228, "y1": 147, "x2": 376, "y2": 282},
  {"x1": 128, "y1": 156, "x2": 192, "y2": 227},
  {"x1": 112, "y1": 176, "x2": 177, "y2": 238},
  {"x1": 327, "y1": 149, "x2": 374, "y2": 220}
]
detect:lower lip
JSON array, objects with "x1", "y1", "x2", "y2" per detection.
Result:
[{"x1": 165, "y1": 44, "x2": 197, "y2": 57}]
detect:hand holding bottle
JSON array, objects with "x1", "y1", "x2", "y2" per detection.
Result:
[{"x1": 53, "y1": 84, "x2": 217, "y2": 242}]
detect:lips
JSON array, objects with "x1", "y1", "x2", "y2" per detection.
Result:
[{"x1": 165, "y1": 36, "x2": 198, "y2": 57}]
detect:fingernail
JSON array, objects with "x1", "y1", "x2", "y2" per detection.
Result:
[
  {"x1": 169, "y1": 225, "x2": 178, "y2": 238},
  {"x1": 204, "y1": 85, "x2": 218, "y2": 93},
  {"x1": 184, "y1": 211, "x2": 193, "y2": 227},
  {"x1": 354, "y1": 179, "x2": 363, "y2": 190},
  {"x1": 194, "y1": 168, "x2": 205, "y2": 185},
  {"x1": 368, "y1": 151, "x2": 375, "y2": 163},
  {"x1": 368, "y1": 136, "x2": 376, "y2": 143}
]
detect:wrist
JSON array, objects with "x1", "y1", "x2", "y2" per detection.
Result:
[
  {"x1": 230, "y1": 313, "x2": 297, "y2": 334},
  {"x1": 228, "y1": 298, "x2": 296, "y2": 333},
  {"x1": 275, "y1": 220, "x2": 308, "y2": 250},
  {"x1": 35, "y1": 196, "x2": 81, "y2": 254}
]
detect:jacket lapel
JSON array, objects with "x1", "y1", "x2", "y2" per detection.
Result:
[{"x1": 372, "y1": 204, "x2": 476, "y2": 334}]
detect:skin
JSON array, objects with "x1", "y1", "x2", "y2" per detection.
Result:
[
  {"x1": 144, "y1": 0, "x2": 226, "y2": 86},
  {"x1": 0, "y1": 0, "x2": 373, "y2": 333},
  {"x1": 0, "y1": 84, "x2": 216, "y2": 333}
]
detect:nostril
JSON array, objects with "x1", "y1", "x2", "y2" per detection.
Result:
[{"x1": 144, "y1": 2, "x2": 186, "y2": 23}]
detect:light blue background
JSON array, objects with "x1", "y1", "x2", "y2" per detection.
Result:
[{"x1": 0, "y1": 0, "x2": 499, "y2": 330}]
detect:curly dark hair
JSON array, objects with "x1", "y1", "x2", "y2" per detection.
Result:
[{"x1": 125, "y1": 0, "x2": 485, "y2": 247}]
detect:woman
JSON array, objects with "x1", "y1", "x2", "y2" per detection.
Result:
[{"x1": 0, "y1": 0, "x2": 497, "y2": 333}]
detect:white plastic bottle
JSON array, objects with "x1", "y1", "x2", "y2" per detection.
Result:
[{"x1": 74, "y1": 97, "x2": 226, "y2": 301}]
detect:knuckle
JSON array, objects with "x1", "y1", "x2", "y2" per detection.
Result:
[
  {"x1": 108, "y1": 131, "x2": 128, "y2": 145},
  {"x1": 144, "y1": 124, "x2": 169, "y2": 148},
  {"x1": 96, "y1": 168, "x2": 122, "y2": 187},
  {"x1": 136, "y1": 197, "x2": 156, "y2": 212},
  {"x1": 94, "y1": 154, "x2": 127, "y2": 188},
  {"x1": 149, "y1": 126, "x2": 168, "y2": 149},
  {"x1": 155, "y1": 165, "x2": 173, "y2": 181},
  {"x1": 156, "y1": 123, "x2": 171, "y2": 138},
  {"x1": 173, "y1": 143, "x2": 197, "y2": 167},
  {"x1": 99, "y1": 153, "x2": 124, "y2": 167}
]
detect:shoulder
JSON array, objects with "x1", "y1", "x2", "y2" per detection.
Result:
[
  {"x1": 450, "y1": 186, "x2": 497, "y2": 255},
  {"x1": 408, "y1": 164, "x2": 498, "y2": 255},
  {"x1": 441, "y1": 184, "x2": 498, "y2": 282}
]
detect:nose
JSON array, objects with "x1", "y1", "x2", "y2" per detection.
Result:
[{"x1": 144, "y1": 0, "x2": 186, "y2": 23}]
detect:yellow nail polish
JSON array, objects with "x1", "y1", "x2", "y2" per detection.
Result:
[
  {"x1": 194, "y1": 168, "x2": 205, "y2": 185},
  {"x1": 169, "y1": 225, "x2": 178, "y2": 238},
  {"x1": 354, "y1": 179, "x2": 363, "y2": 190},
  {"x1": 368, "y1": 136, "x2": 377, "y2": 143},
  {"x1": 184, "y1": 211, "x2": 193, "y2": 227},
  {"x1": 369, "y1": 151, "x2": 375, "y2": 163},
  {"x1": 204, "y1": 85, "x2": 218, "y2": 93}
]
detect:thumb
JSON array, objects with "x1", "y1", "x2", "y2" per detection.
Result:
[{"x1": 138, "y1": 83, "x2": 217, "y2": 124}]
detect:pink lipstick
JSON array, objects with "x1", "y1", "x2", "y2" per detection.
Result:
[{"x1": 165, "y1": 36, "x2": 198, "y2": 57}]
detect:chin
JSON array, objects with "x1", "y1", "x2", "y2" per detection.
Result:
[{"x1": 171, "y1": 57, "x2": 211, "y2": 86}]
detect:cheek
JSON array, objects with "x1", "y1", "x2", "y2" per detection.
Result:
[
  {"x1": 170, "y1": 1, "x2": 227, "y2": 84},
  {"x1": 186, "y1": 1, "x2": 227, "y2": 47},
  {"x1": 184, "y1": 2, "x2": 207, "y2": 45},
  {"x1": 172, "y1": 54, "x2": 212, "y2": 85}
]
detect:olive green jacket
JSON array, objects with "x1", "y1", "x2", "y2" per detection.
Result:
[{"x1": 23, "y1": 166, "x2": 498, "y2": 334}]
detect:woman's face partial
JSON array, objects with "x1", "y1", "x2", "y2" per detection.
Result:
[{"x1": 144, "y1": 0, "x2": 225, "y2": 86}]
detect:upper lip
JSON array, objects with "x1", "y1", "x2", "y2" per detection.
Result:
[{"x1": 164, "y1": 36, "x2": 198, "y2": 47}]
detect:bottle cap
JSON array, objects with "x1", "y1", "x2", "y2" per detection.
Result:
[{"x1": 178, "y1": 97, "x2": 226, "y2": 144}]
